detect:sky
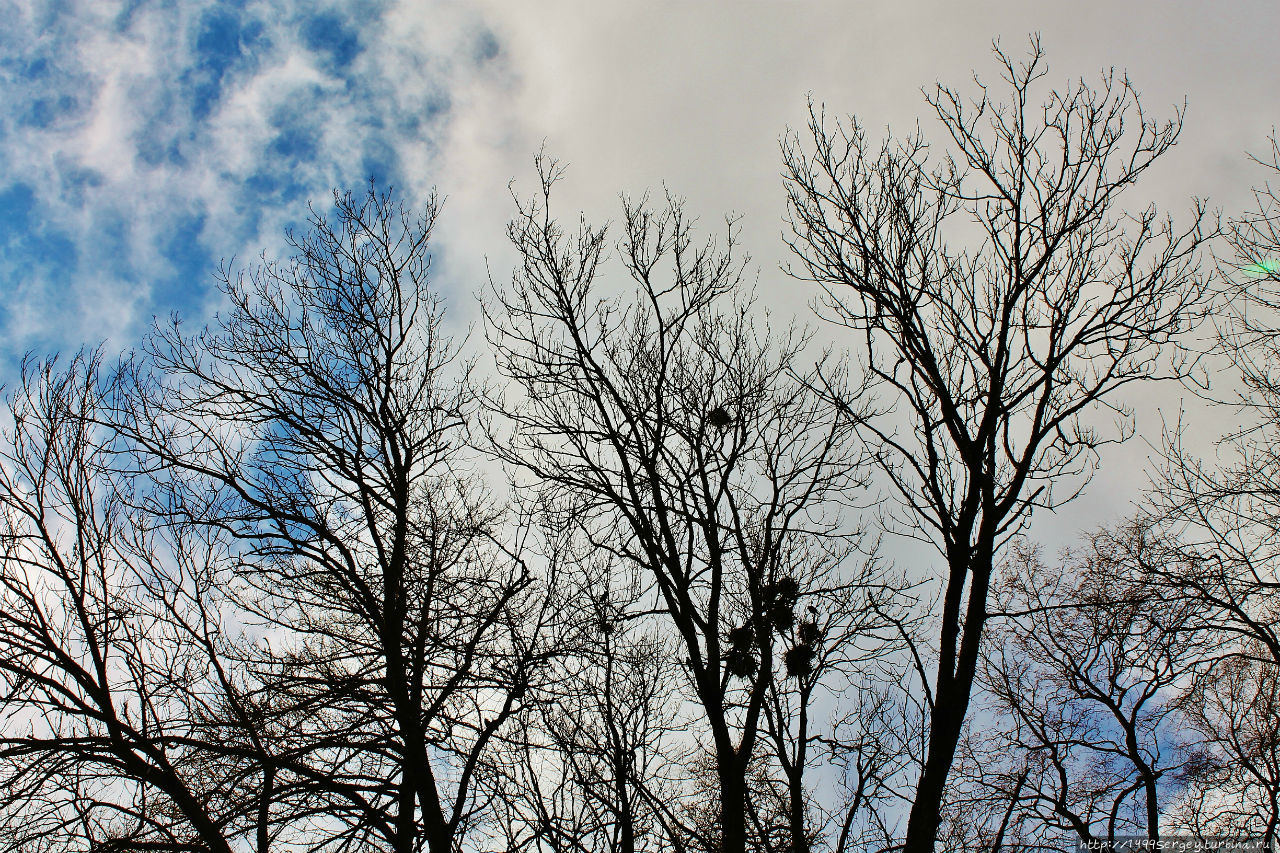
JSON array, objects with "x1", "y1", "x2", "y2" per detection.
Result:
[{"x1": 3, "y1": 0, "x2": 1279, "y2": 544}]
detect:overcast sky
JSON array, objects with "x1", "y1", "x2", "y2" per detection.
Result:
[{"x1": 3, "y1": 0, "x2": 1276, "y2": 545}]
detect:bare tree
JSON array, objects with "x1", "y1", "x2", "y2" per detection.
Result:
[
  {"x1": 1146, "y1": 134, "x2": 1280, "y2": 845},
  {"x1": 952, "y1": 526, "x2": 1201, "y2": 851},
  {"x1": 782, "y1": 39, "x2": 1212, "y2": 852},
  {"x1": 756, "y1": 562, "x2": 907, "y2": 853},
  {"x1": 488, "y1": 522, "x2": 688, "y2": 853},
  {"x1": 0, "y1": 352, "x2": 259, "y2": 853},
  {"x1": 807, "y1": 672, "x2": 919, "y2": 853},
  {"x1": 1130, "y1": 498, "x2": 1280, "y2": 844},
  {"x1": 484, "y1": 158, "x2": 897, "y2": 853},
  {"x1": 1142, "y1": 498, "x2": 1280, "y2": 841},
  {"x1": 116, "y1": 187, "x2": 547, "y2": 853}
]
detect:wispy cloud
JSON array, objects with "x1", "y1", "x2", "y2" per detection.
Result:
[{"x1": 0, "y1": 0, "x2": 507, "y2": 365}]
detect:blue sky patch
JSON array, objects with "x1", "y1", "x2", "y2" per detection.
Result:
[
  {"x1": 0, "y1": 182, "x2": 78, "y2": 344},
  {"x1": 269, "y1": 126, "x2": 319, "y2": 163},
  {"x1": 0, "y1": 182, "x2": 37, "y2": 224},
  {"x1": 474, "y1": 28, "x2": 499, "y2": 65},
  {"x1": 360, "y1": 138, "x2": 399, "y2": 185},
  {"x1": 185, "y1": 7, "x2": 267, "y2": 120},
  {"x1": 302, "y1": 12, "x2": 361, "y2": 72},
  {"x1": 154, "y1": 209, "x2": 216, "y2": 322},
  {"x1": 55, "y1": 160, "x2": 104, "y2": 207},
  {"x1": 20, "y1": 93, "x2": 83, "y2": 129},
  {"x1": 0, "y1": 0, "x2": 500, "y2": 374}
]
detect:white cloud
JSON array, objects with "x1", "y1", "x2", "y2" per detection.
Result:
[
  {"x1": 0, "y1": 0, "x2": 501, "y2": 358},
  {"x1": 416, "y1": 0, "x2": 1280, "y2": 545},
  {"x1": 3, "y1": 0, "x2": 1278, "y2": 540}
]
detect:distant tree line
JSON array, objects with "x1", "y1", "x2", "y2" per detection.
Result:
[{"x1": 0, "y1": 39, "x2": 1276, "y2": 853}]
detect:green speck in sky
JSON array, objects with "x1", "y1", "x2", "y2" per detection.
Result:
[{"x1": 1242, "y1": 259, "x2": 1280, "y2": 276}]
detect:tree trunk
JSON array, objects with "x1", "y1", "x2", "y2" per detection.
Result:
[
  {"x1": 719, "y1": 762, "x2": 747, "y2": 853},
  {"x1": 257, "y1": 765, "x2": 274, "y2": 853},
  {"x1": 902, "y1": 546, "x2": 993, "y2": 853}
]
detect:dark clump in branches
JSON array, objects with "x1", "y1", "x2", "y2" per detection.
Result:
[{"x1": 483, "y1": 155, "x2": 904, "y2": 853}]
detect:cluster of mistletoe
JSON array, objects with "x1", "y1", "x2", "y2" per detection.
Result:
[{"x1": 725, "y1": 577, "x2": 823, "y2": 680}]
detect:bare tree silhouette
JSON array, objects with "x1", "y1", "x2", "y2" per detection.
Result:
[
  {"x1": 490, "y1": 530, "x2": 686, "y2": 853},
  {"x1": 1148, "y1": 135, "x2": 1280, "y2": 845},
  {"x1": 484, "y1": 157, "x2": 901, "y2": 853},
  {"x1": 949, "y1": 526, "x2": 1202, "y2": 851},
  {"x1": 782, "y1": 39, "x2": 1213, "y2": 852},
  {"x1": 0, "y1": 352, "x2": 259, "y2": 853},
  {"x1": 115, "y1": 187, "x2": 549, "y2": 853},
  {"x1": 3, "y1": 40, "x2": 1263, "y2": 853}
]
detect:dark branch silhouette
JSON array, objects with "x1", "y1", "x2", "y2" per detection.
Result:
[
  {"x1": 115, "y1": 187, "x2": 547, "y2": 853},
  {"x1": 781, "y1": 38, "x2": 1213, "y2": 853},
  {"x1": 483, "y1": 157, "x2": 902, "y2": 853}
]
